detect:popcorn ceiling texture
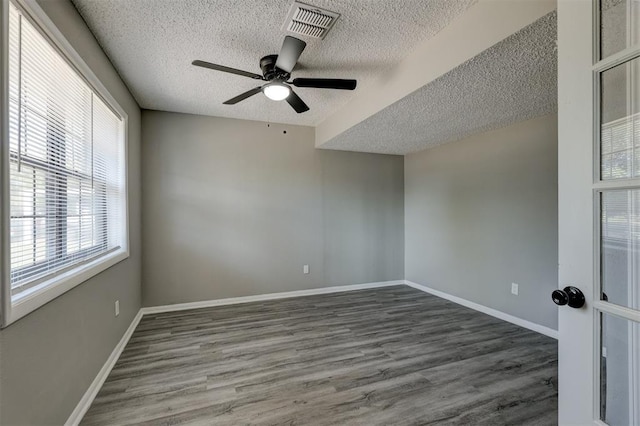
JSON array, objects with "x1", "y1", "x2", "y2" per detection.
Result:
[
  {"x1": 321, "y1": 12, "x2": 558, "y2": 155},
  {"x1": 70, "y1": 0, "x2": 475, "y2": 126}
]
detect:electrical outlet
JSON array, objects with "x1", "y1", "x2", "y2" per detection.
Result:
[
  {"x1": 115, "y1": 300, "x2": 120, "y2": 317},
  {"x1": 303, "y1": 264, "x2": 309, "y2": 274},
  {"x1": 511, "y1": 283, "x2": 519, "y2": 296}
]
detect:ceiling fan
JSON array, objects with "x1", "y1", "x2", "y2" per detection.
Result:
[{"x1": 192, "y1": 36, "x2": 357, "y2": 113}]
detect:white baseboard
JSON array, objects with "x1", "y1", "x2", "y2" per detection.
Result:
[
  {"x1": 141, "y1": 280, "x2": 405, "y2": 315},
  {"x1": 65, "y1": 309, "x2": 143, "y2": 426},
  {"x1": 66, "y1": 280, "x2": 403, "y2": 424},
  {"x1": 404, "y1": 280, "x2": 559, "y2": 340},
  {"x1": 66, "y1": 278, "x2": 556, "y2": 425}
]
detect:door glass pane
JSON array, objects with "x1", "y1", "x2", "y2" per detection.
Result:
[
  {"x1": 600, "y1": 0, "x2": 640, "y2": 59},
  {"x1": 600, "y1": 313, "x2": 640, "y2": 425},
  {"x1": 600, "y1": 56, "x2": 640, "y2": 180},
  {"x1": 601, "y1": 190, "x2": 640, "y2": 308}
]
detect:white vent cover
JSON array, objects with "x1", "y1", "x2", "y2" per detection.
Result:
[{"x1": 282, "y1": 2, "x2": 340, "y2": 40}]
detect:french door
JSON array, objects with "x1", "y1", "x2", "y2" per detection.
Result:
[{"x1": 558, "y1": 0, "x2": 640, "y2": 424}]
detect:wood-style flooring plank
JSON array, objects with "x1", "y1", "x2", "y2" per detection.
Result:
[{"x1": 81, "y1": 286, "x2": 557, "y2": 425}]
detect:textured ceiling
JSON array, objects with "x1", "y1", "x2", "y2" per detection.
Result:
[
  {"x1": 71, "y1": 0, "x2": 475, "y2": 126},
  {"x1": 320, "y1": 12, "x2": 558, "y2": 155}
]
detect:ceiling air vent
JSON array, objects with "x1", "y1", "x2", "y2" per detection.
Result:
[{"x1": 282, "y1": 2, "x2": 340, "y2": 40}]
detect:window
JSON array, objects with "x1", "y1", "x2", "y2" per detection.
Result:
[
  {"x1": 2, "y1": 1, "x2": 127, "y2": 324},
  {"x1": 601, "y1": 112, "x2": 640, "y2": 179}
]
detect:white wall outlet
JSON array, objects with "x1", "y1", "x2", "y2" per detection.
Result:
[
  {"x1": 303, "y1": 264, "x2": 310, "y2": 274},
  {"x1": 115, "y1": 300, "x2": 120, "y2": 317},
  {"x1": 511, "y1": 283, "x2": 519, "y2": 296}
]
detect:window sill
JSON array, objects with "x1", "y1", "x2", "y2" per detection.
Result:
[{"x1": 3, "y1": 248, "x2": 129, "y2": 327}]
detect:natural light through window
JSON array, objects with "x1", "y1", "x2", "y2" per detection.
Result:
[{"x1": 7, "y1": 2, "x2": 126, "y2": 300}]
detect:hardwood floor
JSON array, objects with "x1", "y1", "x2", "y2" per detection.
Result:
[{"x1": 81, "y1": 285, "x2": 558, "y2": 425}]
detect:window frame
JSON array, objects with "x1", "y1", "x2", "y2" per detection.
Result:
[{"x1": 0, "y1": 0, "x2": 129, "y2": 327}]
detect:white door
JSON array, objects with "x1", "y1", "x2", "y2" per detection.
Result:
[{"x1": 558, "y1": 0, "x2": 640, "y2": 424}]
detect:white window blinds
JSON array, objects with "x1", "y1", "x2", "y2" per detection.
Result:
[
  {"x1": 601, "y1": 112, "x2": 640, "y2": 179},
  {"x1": 8, "y1": 2, "x2": 126, "y2": 297}
]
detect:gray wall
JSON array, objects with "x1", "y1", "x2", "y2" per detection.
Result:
[
  {"x1": 0, "y1": 0, "x2": 142, "y2": 424},
  {"x1": 404, "y1": 114, "x2": 558, "y2": 330},
  {"x1": 142, "y1": 111, "x2": 404, "y2": 306}
]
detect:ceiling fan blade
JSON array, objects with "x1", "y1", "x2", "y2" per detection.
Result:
[
  {"x1": 223, "y1": 87, "x2": 263, "y2": 105},
  {"x1": 286, "y1": 90, "x2": 309, "y2": 113},
  {"x1": 292, "y1": 78, "x2": 357, "y2": 90},
  {"x1": 275, "y1": 36, "x2": 307, "y2": 73},
  {"x1": 192, "y1": 60, "x2": 264, "y2": 80}
]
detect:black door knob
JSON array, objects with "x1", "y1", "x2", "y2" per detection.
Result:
[{"x1": 552, "y1": 286, "x2": 585, "y2": 308}]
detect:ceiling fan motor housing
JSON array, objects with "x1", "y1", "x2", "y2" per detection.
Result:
[{"x1": 260, "y1": 55, "x2": 290, "y2": 81}]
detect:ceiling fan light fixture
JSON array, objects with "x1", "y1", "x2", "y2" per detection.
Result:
[{"x1": 263, "y1": 83, "x2": 291, "y2": 101}]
